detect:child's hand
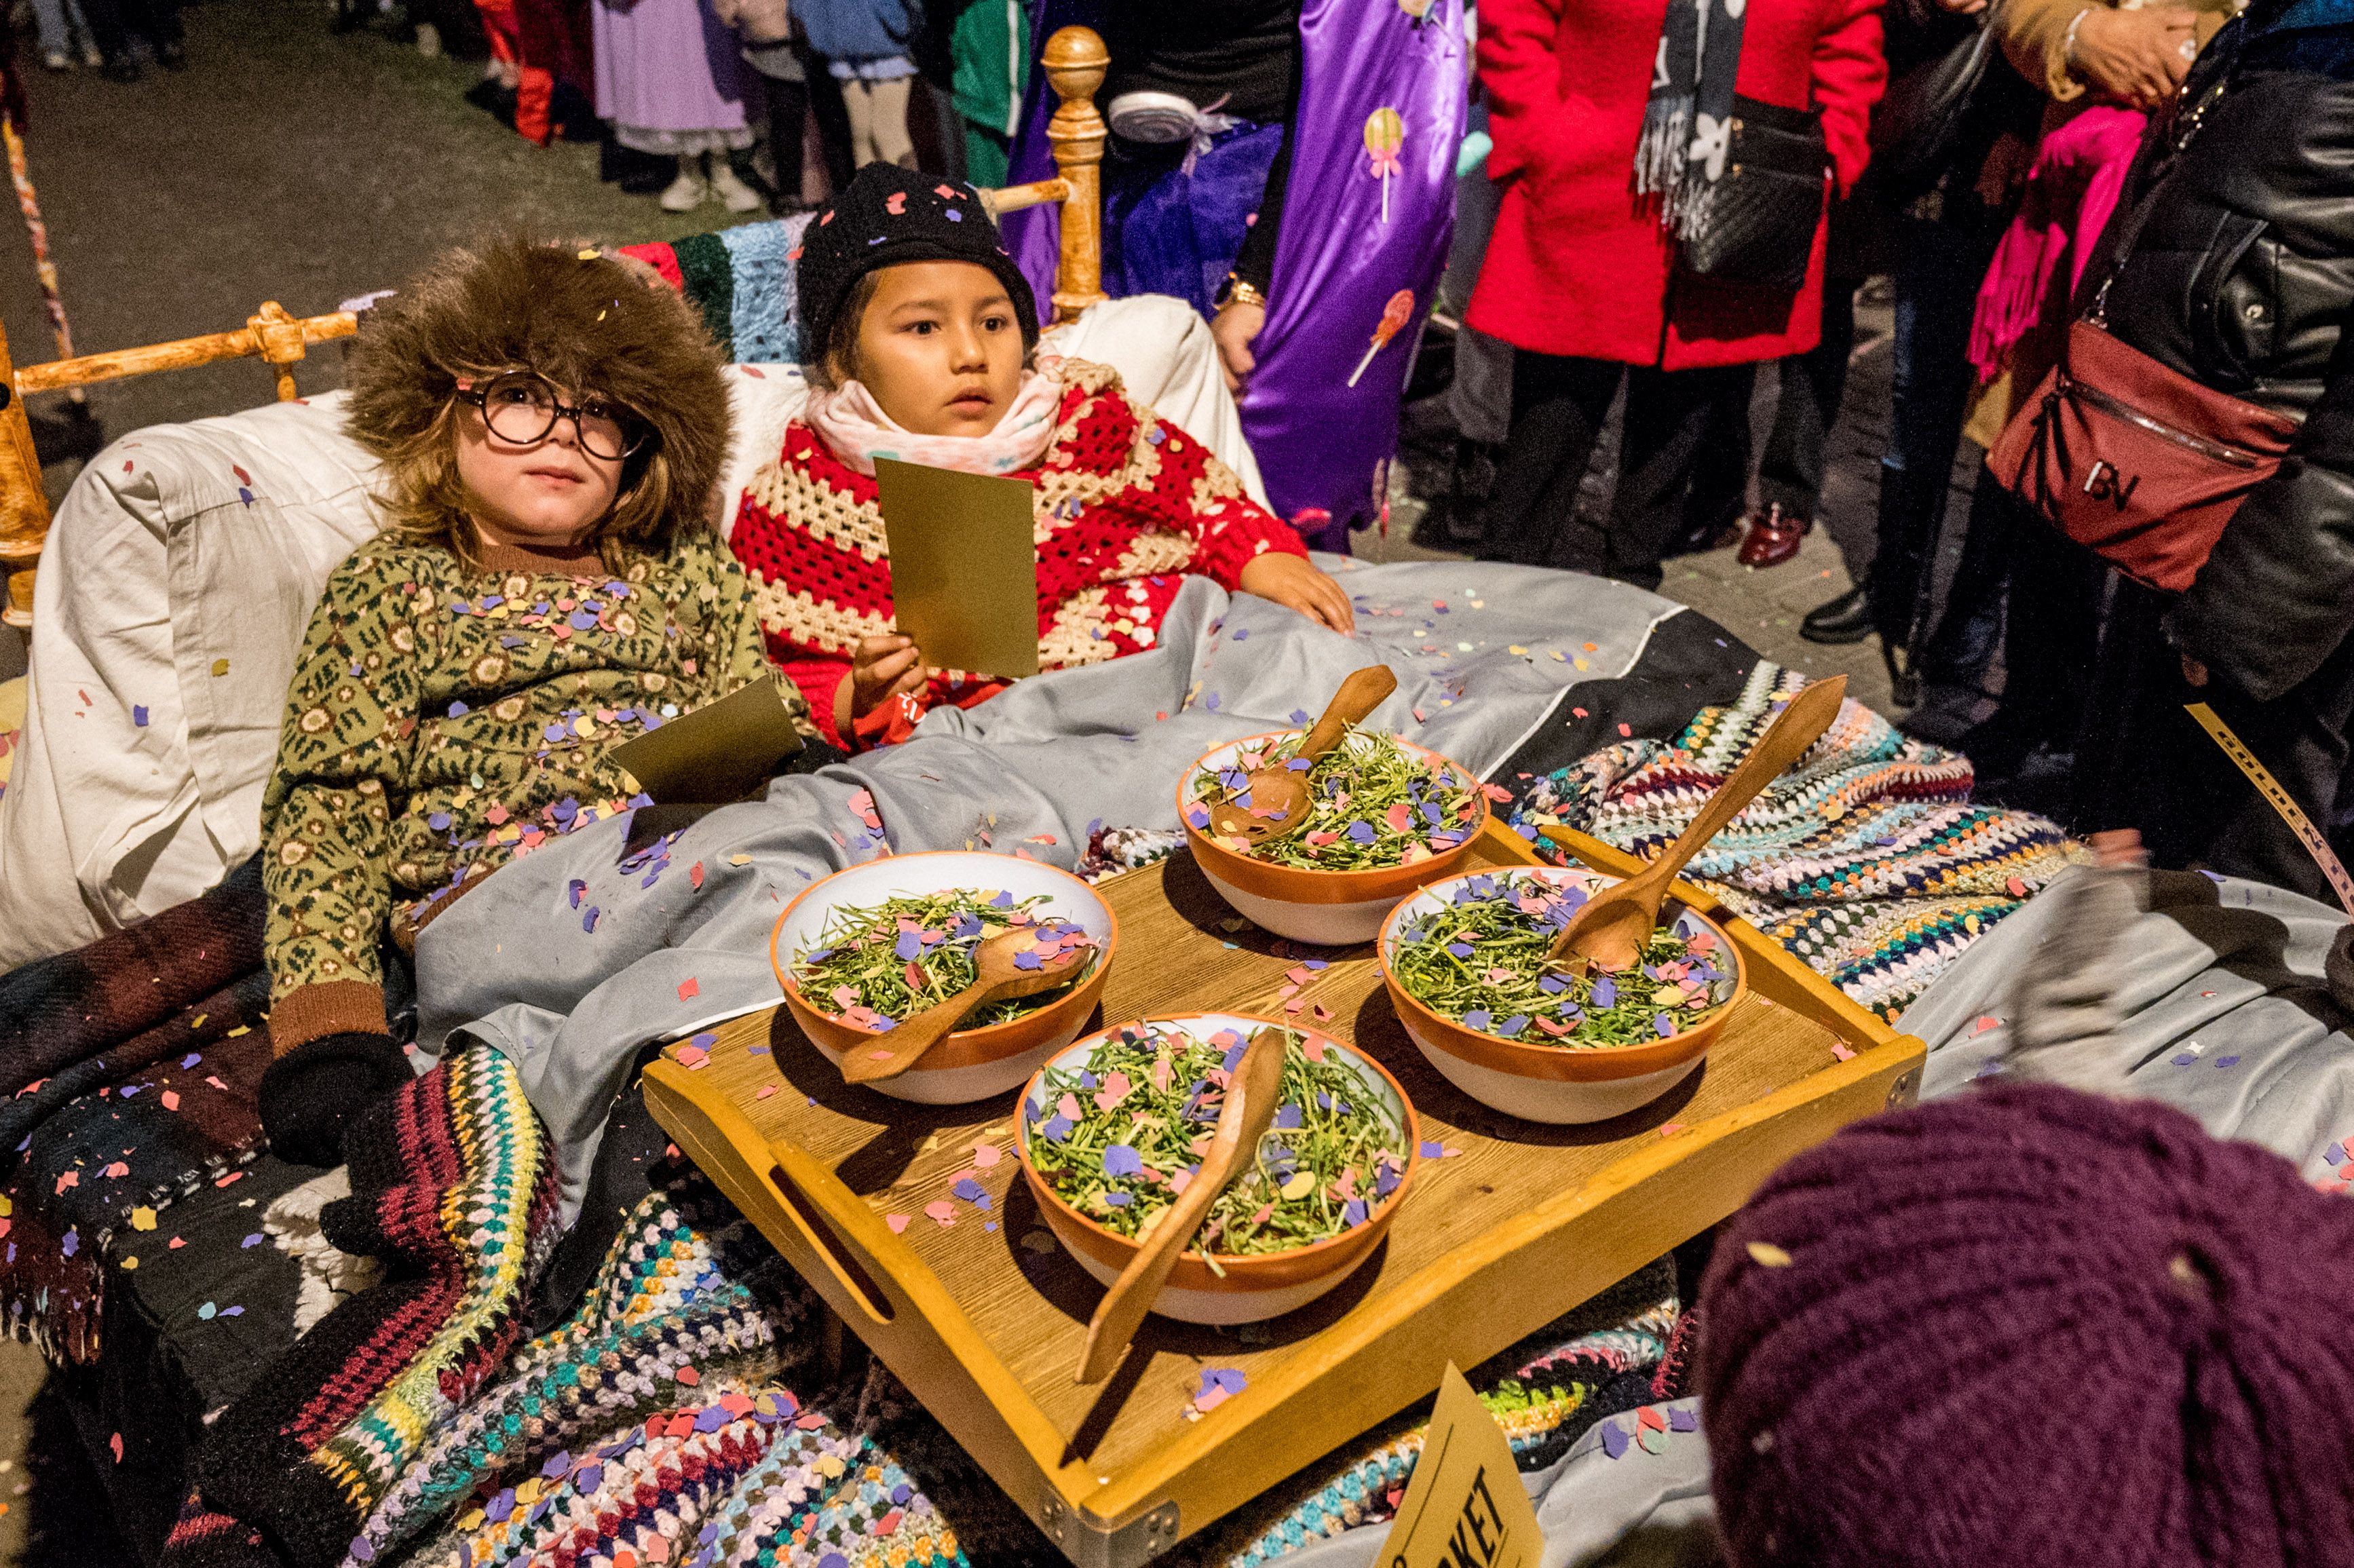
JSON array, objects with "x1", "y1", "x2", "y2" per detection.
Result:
[
  {"x1": 1213, "y1": 301, "x2": 1266, "y2": 394},
  {"x1": 838, "y1": 634, "x2": 928, "y2": 737},
  {"x1": 1238, "y1": 553, "x2": 1357, "y2": 633}
]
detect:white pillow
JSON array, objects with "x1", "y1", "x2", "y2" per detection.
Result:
[{"x1": 0, "y1": 394, "x2": 380, "y2": 970}]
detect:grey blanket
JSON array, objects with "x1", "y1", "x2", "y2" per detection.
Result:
[{"x1": 416, "y1": 558, "x2": 1682, "y2": 1211}]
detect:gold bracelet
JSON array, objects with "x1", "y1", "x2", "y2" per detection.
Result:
[{"x1": 1221, "y1": 275, "x2": 1268, "y2": 311}]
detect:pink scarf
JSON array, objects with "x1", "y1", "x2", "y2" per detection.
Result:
[
  {"x1": 801, "y1": 370, "x2": 1063, "y2": 478},
  {"x1": 1967, "y1": 107, "x2": 2147, "y2": 382}
]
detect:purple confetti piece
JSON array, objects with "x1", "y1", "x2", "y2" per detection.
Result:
[
  {"x1": 1593, "y1": 976, "x2": 1617, "y2": 1008},
  {"x1": 220, "y1": 1305, "x2": 244, "y2": 1317},
  {"x1": 694, "y1": 1406, "x2": 729, "y2": 1432},
  {"x1": 1346, "y1": 820, "x2": 1377, "y2": 844},
  {"x1": 951, "y1": 1177, "x2": 991, "y2": 1208},
  {"x1": 1103, "y1": 1143, "x2": 1144, "y2": 1178},
  {"x1": 1012, "y1": 950, "x2": 1043, "y2": 971},
  {"x1": 1462, "y1": 1010, "x2": 1491, "y2": 1031},
  {"x1": 583, "y1": 906, "x2": 601, "y2": 933},
  {"x1": 132, "y1": 705, "x2": 149, "y2": 727},
  {"x1": 1498, "y1": 1014, "x2": 1530, "y2": 1035},
  {"x1": 1040, "y1": 1114, "x2": 1073, "y2": 1143},
  {"x1": 183, "y1": 1052, "x2": 202, "y2": 1069},
  {"x1": 1344, "y1": 1199, "x2": 1368, "y2": 1227},
  {"x1": 894, "y1": 930, "x2": 924, "y2": 961},
  {"x1": 60, "y1": 1229, "x2": 77, "y2": 1259},
  {"x1": 542, "y1": 1451, "x2": 573, "y2": 1479},
  {"x1": 1654, "y1": 1014, "x2": 1675, "y2": 1037},
  {"x1": 242, "y1": 1234, "x2": 265, "y2": 1248},
  {"x1": 1101, "y1": 1191, "x2": 1132, "y2": 1207},
  {"x1": 1204, "y1": 692, "x2": 1221, "y2": 711},
  {"x1": 2216, "y1": 1056, "x2": 2241, "y2": 1069},
  {"x1": 350, "y1": 1540, "x2": 376, "y2": 1563},
  {"x1": 1272, "y1": 1104, "x2": 1302, "y2": 1130},
  {"x1": 2172, "y1": 1052, "x2": 2199, "y2": 1067},
  {"x1": 1668, "y1": 1406, "x2": 1698, "y2": 1432},
  {"x1": 1600, "y1": 1421, "x2": 1631, "y2": 1459}
]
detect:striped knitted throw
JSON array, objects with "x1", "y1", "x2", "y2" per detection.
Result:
[
  {"x1": 165, "y1": 1044, "x2": 558, "y2": 1568},
  {"x1": 727, "y1": 357, "x2": 1306, "y2": 750},
  {"x1": 347, "y1": 1176, "x2": 810, "y2": 1565},
  {"x1": 1506, "y1": 663, "x2": 2087, "y2": 1022}
]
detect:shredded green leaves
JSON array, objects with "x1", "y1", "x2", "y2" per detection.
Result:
[
  {"x1": 1390, "y1": 873, "x2": 1734, "y2": 1048},
  {"x1": 789, "y1": 890, "x2": 1097, "y2": 1031},
  {"x1": 1185, "y1": 725, "x2": 1481, "y2": 870},
  {"x1": 1023, "y1": 1022, "x2": 1411, "y2": 1256}
]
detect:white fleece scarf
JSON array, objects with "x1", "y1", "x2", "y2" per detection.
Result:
[{"x1": 803, "y1": 369, "x2": 1062, "y2": 478}]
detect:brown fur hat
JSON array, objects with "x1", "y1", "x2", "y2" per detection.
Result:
[{"x1": 343, "y1": 236, "x2": 732, "y2": 567}]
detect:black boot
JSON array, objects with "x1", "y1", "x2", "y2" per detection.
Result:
[{"x1": 1801, "y1": 586, "x2": 1876, "y2": 645}]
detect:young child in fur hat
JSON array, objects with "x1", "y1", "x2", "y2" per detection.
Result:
[
  {"x1": 257, "y1": 238, "x2": 818, "y2": 1166},
  {"x1": 728, "y1": 162, "x2": 1355, "y2": 752}
]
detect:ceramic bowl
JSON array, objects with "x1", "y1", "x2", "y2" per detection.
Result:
[
  {"x1": 769, "y1": 851, "x2": 1116, "y2": 1104},
  {"x1": 1177, "y1": 731, "x2": 1490, "y2": 944},
  {"x1": 1377, "y1": 866, "x2": 1746, "y2": 1124},
  {"x1": 1014, "y1": 1012, "x2": 1421, "y2": 1325}
]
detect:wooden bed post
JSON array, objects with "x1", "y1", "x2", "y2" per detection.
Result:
[
  {"x1": 0, "y1": 318, "x2": 48, "y2": 630},
  {"x1": 1042, "y1": 26, "x2": 1109, "y2": 326}
]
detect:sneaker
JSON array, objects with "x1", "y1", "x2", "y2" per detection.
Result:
[
  {"x1": 708, "y1": 157, "x2": 763, "y2": 214},
  {"x1": 42, "y1": 47, "x2": 72, "y2": 69},
  {"x1": 658, "y1": 167, "x2": 710, "y2": 212}
]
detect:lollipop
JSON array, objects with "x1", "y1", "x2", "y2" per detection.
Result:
[
  {"x1": 1348, "y1": 289, "x2": 1419, "y2": 387},
  {"x1": 1365, "y1": 107, "x2": 1405, "y2": 223}
]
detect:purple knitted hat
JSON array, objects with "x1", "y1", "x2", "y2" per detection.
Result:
[{"x1": 1696, "y1": 1082, "x2": 2354, "y2": 1567}]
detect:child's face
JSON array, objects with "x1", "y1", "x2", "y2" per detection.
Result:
[
  {"x1": 850, "y1": 261, "x2": 1025, "y2": 438},
  {"x1": 455, "y1": 375, "x2": 628, "y2": 554}
]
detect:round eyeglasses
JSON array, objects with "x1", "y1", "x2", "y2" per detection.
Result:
[{"x1": 457, "y1": 372, "x2": 653, "y2": 461}]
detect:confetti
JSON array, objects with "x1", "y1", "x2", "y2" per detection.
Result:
[{"x1": 1745, "y1": 1241, "x2": 1793, "y2": 1268}]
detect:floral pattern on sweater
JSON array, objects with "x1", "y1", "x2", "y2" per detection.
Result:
[
  {"x1": 261, "y1": 534, "x2": 812, "y2": 1050},
  {"x1": 726, "y1": 357, "x2": 1308, "y2": 748}
]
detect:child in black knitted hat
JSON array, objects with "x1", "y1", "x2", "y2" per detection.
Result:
[{"x1": 729, "y1": 163, "x2": 1355, "y2": 750}]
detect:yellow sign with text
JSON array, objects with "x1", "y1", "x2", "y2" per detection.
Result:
[{"x1": 1373, "y1": 1364, "x2": 1541, "y2": 1568}]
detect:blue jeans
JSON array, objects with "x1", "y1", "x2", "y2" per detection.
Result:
[{"x1": 1865, "y1": 212, "x2": 2004, "y2": 652}]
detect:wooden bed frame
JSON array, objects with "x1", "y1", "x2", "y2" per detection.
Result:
[{"x1": 0, "y1": 25, "x2": 1111, "y2": 632}]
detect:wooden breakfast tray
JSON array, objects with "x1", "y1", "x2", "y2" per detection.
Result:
[{"x1": 643, "y1": 821, "x2": 1924, "y2": 1568}]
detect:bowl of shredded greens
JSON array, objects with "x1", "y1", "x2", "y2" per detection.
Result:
[
  {"x1": 1016, "y1": 1014, "x2": 1420, "y2": 1324},
  {"x1": 1377, "y1": 867, "x2": 1744, "y2": 1124},
  {"x1": 1178, "y1": 728, "x2": 1491, "y2": 944},
  {"x1": 768, "y1": 852, "x2": 1116, "y2": 1103}
]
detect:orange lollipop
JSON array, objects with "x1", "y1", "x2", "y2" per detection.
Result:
[{"x1": 1348, "y1": 289, "x2": 1419, "y2": 387}]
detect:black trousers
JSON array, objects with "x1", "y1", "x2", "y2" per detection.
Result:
[
  {"x1": 1479, "y1": 351, "x2": 1758, "y2": 590},
  {"x1": 1754, "y1": 278, "x2": 1863, "y2": 519},
  {"x1": 82, "y1": 0, "x2": 178, "y2": 59},
  {"x1": 2073, "y1": 579, "x2": 2354, "y2": 904}
]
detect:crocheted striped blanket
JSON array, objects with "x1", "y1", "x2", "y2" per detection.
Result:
[{"x1": 1506, "y1": 663, "x2": 2088, "y2": 1022}]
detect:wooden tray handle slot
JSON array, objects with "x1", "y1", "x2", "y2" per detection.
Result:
[{"x1": 643, "y1": 1059, "x2": 897, "y2": 1327}]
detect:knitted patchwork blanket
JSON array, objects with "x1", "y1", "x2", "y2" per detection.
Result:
[
  {"x1": 1506, "y1": 662, "x2": 2088, "y2": 1022},
  {"x1": 618, "y1": 217, "x2": 813, "y2": 366}
]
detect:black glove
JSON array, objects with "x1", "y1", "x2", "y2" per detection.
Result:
[{"x1": 259, "y1": 1031, "x2": 414, "y2": 1167}]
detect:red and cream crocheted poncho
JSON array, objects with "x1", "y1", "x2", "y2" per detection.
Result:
[{"x1": 729, "y1": 358, "x2": 1308, "y2": 748}]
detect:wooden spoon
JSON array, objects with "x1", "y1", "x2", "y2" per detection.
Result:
[
  {"x1": 836, "y1": 926, "x2": 1091, "y2": 1086},
  {"x1": 1205, "y1": 666, "x2": 1400, "y2": 847},
  {"x1": 1076, "y1": 1026, "x2": 1289, "y2": 1384},
  {"x1": 1547, "y1": 675, "x2": 1847, "y2": 973}
]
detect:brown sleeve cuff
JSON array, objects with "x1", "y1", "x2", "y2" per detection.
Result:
[{"x1": 268, "y1": 980, "x2": 390, "y2": 1056}]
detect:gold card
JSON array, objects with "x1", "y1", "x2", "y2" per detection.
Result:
[
  {"x1": 874, "y1": 456, "x2": 1042, "y2": 680},
  {"x1": 609, "y1": 676, "x2": 806, "y2": 805},
  {"x1": 1372, "y1": 1364, "x2": 1542, "y2": 1568}
]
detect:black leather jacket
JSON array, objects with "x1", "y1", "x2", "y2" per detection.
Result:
[{"x1": 2098, "y1": 43, "x2": 2354, "y2": 702}]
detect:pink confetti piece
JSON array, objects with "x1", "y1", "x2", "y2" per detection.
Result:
[
  {"x1": 162, "y1": 1090, "x2": 181, "y2": 1111},
  {"x1": 970, "y1": 1141, "x2": 1002, "y2": 1169},
  {"x1": 689, "y1": 861, "x2": 705, "y2": 889},
  {"x1": 886, "y1": 1213, "x2": 911, "y2": 1234},
  {"x1": 1095, "y1": 1070, "x2": 1132, "y2": 1111},
  {"x1": 755, "y1": 1084, "x2": 779, "y2": 1099},
  {"x1": 924, "y1": 1200, "x2": 957, "y2": 1227},
  {"x1": 1058, "y1": 1092, "x2": 1082, "y2": 1123},
  {"x1": 1831, "y1": 1041, "x2": 1857, "y2": 1061},
  {"x1": 675, "y1": 1045, "x2": 710, "y2": 1070},
  {"x1": 678, "y1": 978, "x2": 700, "y2": 1001}
]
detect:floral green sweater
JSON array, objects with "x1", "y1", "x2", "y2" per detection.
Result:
[{"x1": 261, "y1": 533, "x2": 813, "y2": 1053}]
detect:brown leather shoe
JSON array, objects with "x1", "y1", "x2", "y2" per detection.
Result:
[{"x1": 1736, "y1": 503, "x2": 1810, "y2": 569}]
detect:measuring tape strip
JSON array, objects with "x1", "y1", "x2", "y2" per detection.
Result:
[{"x1": 2184, "y1": 701, "x2": 2354, "y2": 918}]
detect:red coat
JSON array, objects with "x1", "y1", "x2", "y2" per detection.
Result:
[{"x1": 1465, "y1": 0, "x2": 1885, "y2": 370}]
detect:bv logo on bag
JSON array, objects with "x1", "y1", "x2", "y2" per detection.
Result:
[{"x1": 2081, "y1": 459, "x2": 2140, "y2": 510}]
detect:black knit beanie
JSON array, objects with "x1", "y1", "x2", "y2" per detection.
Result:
[{"x1": 793, "y1": 163, "x2": 1040, "y2": 374}]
